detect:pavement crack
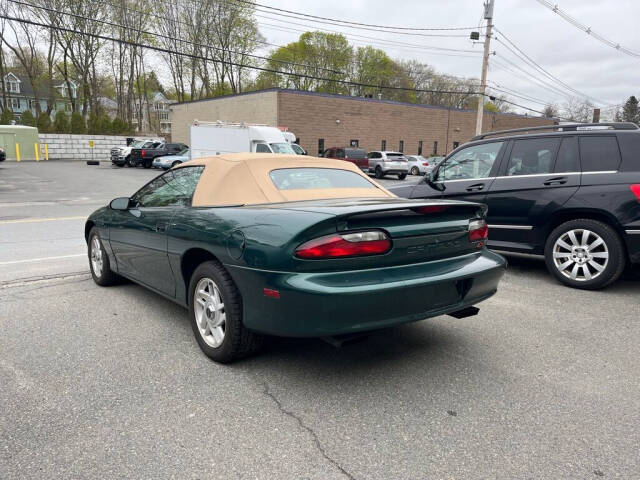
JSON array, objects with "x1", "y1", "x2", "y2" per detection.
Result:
[
  {"x1": 0, "y1": 271, "x2": 90, "y2": 289},
  {"x1": 261, "y1": 381, "x2": 356, "y2": 480}
]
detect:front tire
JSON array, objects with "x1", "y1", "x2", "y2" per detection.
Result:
[
  {"x1": 398, "y1": 173, "x2": 407, "y2": 180},
  {"x1": 375, "y1": 166, "x2": 384, "y2": 179},
  {"x1": 88, "y1": 227, "x2": 120, "y2": 286},
  {"x1": 143, "y1": 158, "x2": 152, "y2": 169},
  {"x1": 188, "y1": 261, "x2": 263, "y2": 363},
  {"x1": 544, "y1": 219, "x2": 626, "y2": 290},
  {"x1": 171, "y1": 161, "x2": 181, "y2": 168},
  {"x1": 124, "y1": 155, "x2": 131, "y2": 167},
  {"x1": 410, "y1": 166, "x2": 419, "y2": 176}
]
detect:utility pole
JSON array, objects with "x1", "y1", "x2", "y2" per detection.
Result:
[{"x1": 475, "y1": 0, "x2": 495, "y2": 136}]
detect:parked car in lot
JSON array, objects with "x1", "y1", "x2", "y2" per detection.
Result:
[
  {"x1": 130, "y1": 142, "x2": 188, "y2": 168},
  {"x1": 85, "y1": 153, "x2": 506, "y2": 362},
  {"x1": 367, "y1": 151, "x2": 409, "y2": 179},
  {"x1": 152, "y1": 148, "x2": 190, "y2": 169},
  {"x1": 111, "y1": 139, "x2": 162, "y2": 167},
  {"x1": 322, "y1": 147, "x2": 368, "y2": 171},
  {"x1": 391, "y1": 122, "x2": 640, "y2": 290},
  {"x1": 407, "y1": 155, "x2": 442, "y2": 176}
]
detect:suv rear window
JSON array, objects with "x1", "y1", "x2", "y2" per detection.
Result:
[
  {"x1": 386, "y1": 153, "x2": 405, "y2": 159},
  {"x1": 579, "y1": 136, "x2": 621, "y2": 172},
  {"x1": 269, "y1": 168, "x2": 376, "y2": 190},
  {"x1": 345, "y1": 149, "x2": 366, "y2": 159}
]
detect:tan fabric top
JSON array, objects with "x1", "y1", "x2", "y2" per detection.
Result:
[{"x1": 177, "y1": 153, "x2": 396, "y2": 206}]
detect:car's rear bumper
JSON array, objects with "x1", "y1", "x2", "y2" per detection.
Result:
[{"x1": 228, "y1": 250, "x2": 506, "y2": 337}]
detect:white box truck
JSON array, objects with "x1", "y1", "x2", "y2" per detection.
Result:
[{"x1": 190, "y1": 121, "x2": 296, "y2": 160}]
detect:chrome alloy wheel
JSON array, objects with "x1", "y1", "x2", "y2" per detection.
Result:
[
  {"x1": 194, "y1": 277, "x2": 226, "y2": 348},
  {"x1": 552, "y1": 229, "x2": 609, "y2": 282},
  {"x1": 90, "y1": 236, "x2": 104, "y2": 277}
]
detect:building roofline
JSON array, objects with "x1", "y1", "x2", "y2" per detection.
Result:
[{"x1": 170, "y1": 87, "x2": 542, "y2": 119}]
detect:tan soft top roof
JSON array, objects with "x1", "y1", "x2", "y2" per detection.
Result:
[{"x1": 178, "y1": 153, "x2": 396, "y2": 207}]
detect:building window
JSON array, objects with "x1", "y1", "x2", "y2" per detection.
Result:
[
  {"x1": 399, "y1": 140, "x2": 404, "y2": 153},
  {"x1": 318, "y1": 138, "x2": 324, "y2": 155},
  {"x1": 418, "y1": 141, "x2": 423, "y2": 156},
  {"x1": 433, "y1": 141, "x2": 438, "y2": 155},
  {"x1": 10, "y1": 98, "x2": 19, "y2": 109},
  {"x1": 65, "y1": 103, "x2": 72, "y2": 112},
  {"x1": 381, "y1": 139, "x2": 386, "y2": 150},
  {"x1": 29, "y1": 99, "x2": 37, "y2": 109},
  {"x1": 8, "y1": 81, "x2": 19, "y2": 93},
  {"x1": 453, "y1": 141, "x2": 460, "y2": 150},
  {"x1": 350, "y1": 139, "x2": 359, "y2": 148},
  {"x1": 159, "y1": 112, "x2": 169, "y2": 120}
]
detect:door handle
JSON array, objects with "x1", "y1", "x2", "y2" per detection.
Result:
[
  {"x1": 466, "y1": 183, "x2": 485, "y2": 192},
  {"x1": 544, "y1": 176, "x2": 568, "y2": 186},
  {"x1": 156, "y1": 222, "x2": 168, "y2": 232}
]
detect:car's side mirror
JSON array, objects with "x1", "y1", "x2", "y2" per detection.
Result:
[
  {"x1": 110, "y1": 197, "x2": 131, "y2": 211},
  {"x1": 426, "y1": 170, "x2": 446, "y2": 191}
]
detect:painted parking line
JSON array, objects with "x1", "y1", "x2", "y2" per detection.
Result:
[
  {"x1": 0, "y1": 215, "x2": 86, "y2": 225},
  {"x1": 0, "y1": 253, "x2": 86, "y2": 265}
]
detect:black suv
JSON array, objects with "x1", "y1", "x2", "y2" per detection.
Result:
[{"x1": 392, "y1": 122, "x2": 640, "y2": 289}]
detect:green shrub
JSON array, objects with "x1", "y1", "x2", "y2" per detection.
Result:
[
  {"x1": 0, "y1": 108, "x2": 14, "y2": 125},
  {"x1": 70, "y1": 112, "x2": 86, "y2": 134},
  {"x1": 53, "y1": 111, "x2": 70, "y2": 133},
  {"x1": 111, "y1": 117, "x2": 127, "y2": 135},
  {"x1": 36, "y1": 112, "x2": 51, "y2": 133},
  {"x1": 20, "y1": 110, "x2": 35, "y2": 126}
]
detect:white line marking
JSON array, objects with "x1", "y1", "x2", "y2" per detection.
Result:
[
  {"x1": 0, "y1": 216, "x2": 86, "y2": 225},
  {"x1": 0, "y1": 253, "x2": 86, "y2": 265}
]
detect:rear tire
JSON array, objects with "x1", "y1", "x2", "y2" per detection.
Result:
[
  {"x1": 410, "y1": 167, "x2": 419, "y2": 176},
  {"x1": 171, "y1": 161, "x2": 181, "y2": 168},
  {"x1": 143, "y1": 158, "x2": 152, "y2": 169},
  {"x1": 375, "y1": 166, "x2": 384, "y2": 179},
  {"x1": 544, "y1": 219, "x2": 626, "y2": 290},
  {"x1": 88, "y1": 227, "x2": 121, "y2": 286},
  {"x1": 188, "y1": 261, "x2": 263, "y2": 363},
  {"x1": 398, "y1": 173, "x2": 407, "y2": 180}
]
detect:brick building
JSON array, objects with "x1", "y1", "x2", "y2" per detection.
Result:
[{"x1": 170, "y1": 88, "x2": 554, "y2": 156}]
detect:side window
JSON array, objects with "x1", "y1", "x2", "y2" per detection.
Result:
[
  {"x1": 437, "y1": 141, "x2": 503, "y2": 181},
  {"x1": 255, "y1": 143, "x2": 271, "y2": 153},
  {"x1": 505, "y1": 138, "x2": 560, "y2": 176},
  {"x1": 579, "y1": 136, "x2": 622, "y2": 172},
  {"x1": 134, "y1": 167, "x2": 205, "y2": 208},
  {"x1": 555, "y1": 137, "x2": 580, "y2": 173}
]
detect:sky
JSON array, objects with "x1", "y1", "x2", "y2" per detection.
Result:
[{"x1": 254, "y1": 0, "x2": 639, "y2": 116}]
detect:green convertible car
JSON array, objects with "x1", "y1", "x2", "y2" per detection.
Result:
[{"x1": 85, "y1": 154, "x2": 506, "y2": 362}]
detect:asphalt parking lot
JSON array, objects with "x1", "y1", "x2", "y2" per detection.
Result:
[{"x1": 1, "y1": 161, "x2": 639, "y2": 479}]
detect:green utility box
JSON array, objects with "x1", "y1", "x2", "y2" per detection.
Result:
[{"x1": 0, "y1": 125, "x2": 40, "y2": 160}]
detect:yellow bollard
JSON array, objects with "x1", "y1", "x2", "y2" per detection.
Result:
[
  {"x1": 35, "y1": 143, "x2": 40, "y2": 162},
  {"x1": 15, "y1": 143, "x2": 20, "y2": 162},
  {"x1": 44, "y1": 144, "x2": 49, "y2": 161}
]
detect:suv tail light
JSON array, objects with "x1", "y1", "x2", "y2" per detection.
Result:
[
  {"x1": 295, "y1": 231, "x2": 391, "y2": 259},
  {"x1": 469, "y1": 219, "x2": 488, "y2": 243},
  {"x1": 141, "y1": 149, "x2": 146, "y2": 156},
  {"x1": 631, "y1": 184, "x2": 640, "y2": 202}
]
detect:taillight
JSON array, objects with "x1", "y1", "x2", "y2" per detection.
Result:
[
  {"x1": 141, "y1": 149, "x2": 146, "y2": 156},
  {"x1": 631, "y1": 184, "x2": 640, "y2": 202},
  {"x1": 422, "y1": 162, "x2": 429, "y2": 166},
  {"x1": 295, "y1": 231, "x2": 391, "y2": 259},
  {"x1": 469, "y1": 219, "x2": 488, "y2": 243},
  {"x1": 414, "y1": 205, "x2": 449, "y2": 214}
]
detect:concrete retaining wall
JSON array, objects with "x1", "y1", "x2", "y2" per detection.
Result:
[{"x1": 38, "y1": 134, "x2": 130, "y2": 160}]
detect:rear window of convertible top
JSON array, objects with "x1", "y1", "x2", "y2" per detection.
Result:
[{"x1": 269, "y1": 168, "x2": 377, "y2": 190}]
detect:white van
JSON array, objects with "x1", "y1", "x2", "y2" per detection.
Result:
[{"x1": 190, "y1": 121, "x2": 296, "y2": 160}]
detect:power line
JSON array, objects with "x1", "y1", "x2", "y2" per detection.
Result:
[
  {"x1": 0, "y1": 12, "x2": 484, "y2": 97},
  {"x1": 535, "y1": 0, "x2": 640, "y2": 59},
  {"x1": 232, "y1": 0, "x2": 480, "y2": 32},
  {"x1": 493, "y1": 26, "x2": 611, "y2": 105}
]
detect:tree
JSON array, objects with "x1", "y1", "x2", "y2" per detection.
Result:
[
  {"x1": 98, "y1": 114, "x2": 112, "y2": 134},
  {"x1": 543, "y1": 104, "x2": 558, "y2": 118},
  {"x1": 20, "y1": 110, "x2": 35, "y2": 126},
  {"x1": 70, "y1": 111, "x2": 86, "y2": 134},
  {"x1": 53, "y1": 110, "x2": 69, "y2": 133},
  {"x1": 0, "y1": 108, "x2": 14, "y2": 124},
  {"x1": 622, "y1": 96, "x2": 639, "y2": 124},
  {"x1": 111, "y1": 117, "x2": 127, "y2": 135},
  {"x1": 563, "y1": 97, "x2": 594, "y2": 123},
  {"x1": 87, "y1": 112, "x2": 100, "y2": 134},
  {"x1": 351, "y1": 46, "x2": 414, "y2": 102}
]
